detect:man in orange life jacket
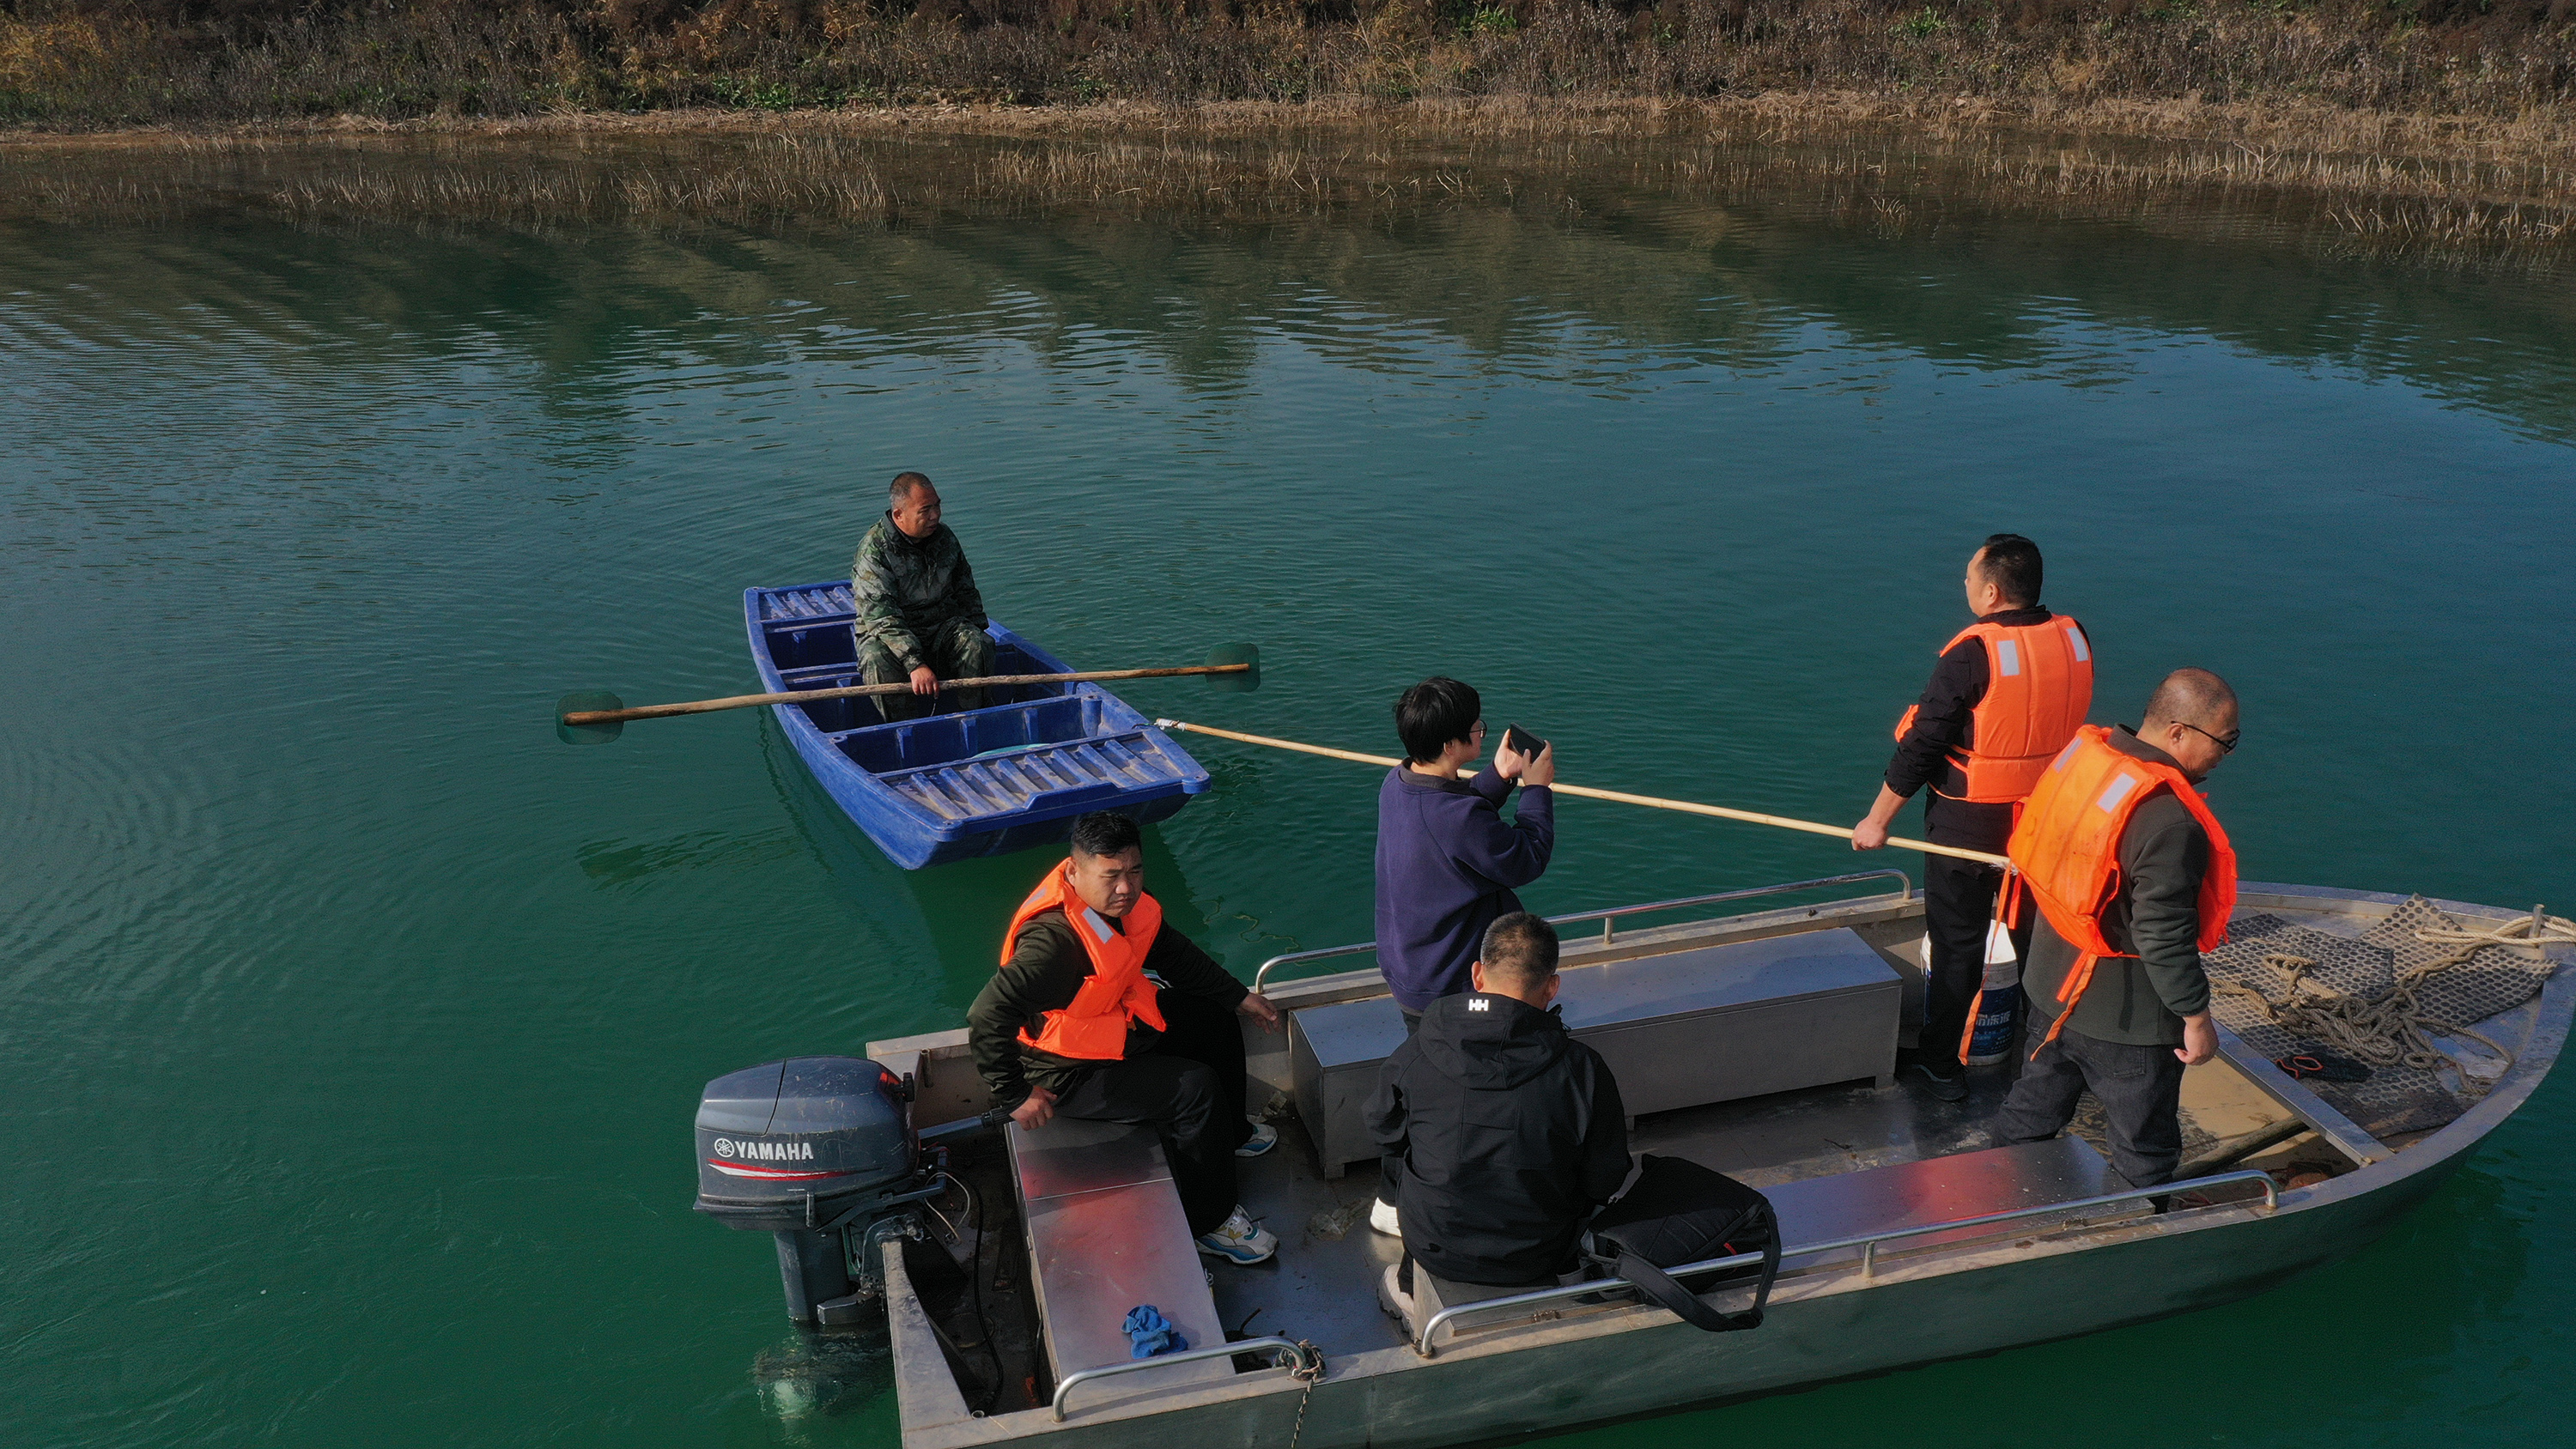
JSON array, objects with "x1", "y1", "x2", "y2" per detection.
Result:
[
  {"x1": 1852, "y1": 534, "x2": 2093, "y2": 1102},
  {"x1": 966, "y1": 811, "x2": 1290, "y2": 1264},
  {"x1": 1995, "y1": 669, "x2": 2241, "y2": 1190}
]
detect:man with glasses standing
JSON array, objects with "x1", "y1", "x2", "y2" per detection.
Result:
[
  {"x1": 1993, "y1": 669, "x2": 2243, "y2": 1191},
  {"x1": 1366, "y1": 676, "x2": 1557, "y2": 1235},
  {"x1": 1851, "y1": 535, "x2": 2093, "y2": 1101}
]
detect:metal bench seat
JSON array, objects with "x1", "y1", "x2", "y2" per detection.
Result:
[
  {"x1": 1289, "y1": 926, "x2": 1905, "y2": 1176},
  {"x1": 1005, "y1": 1116, "x2": 1230, "y2": 1389},
  {"x1": 1759, "y1": 1135, "x2": 2128, "y2": 1264}
]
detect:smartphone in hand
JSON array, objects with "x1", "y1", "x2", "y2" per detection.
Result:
[{"x1": 1500, "y1": 724, "x2": 1547, "y2": 761}]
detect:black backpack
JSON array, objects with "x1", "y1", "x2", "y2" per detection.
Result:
[{"x1": 1580, "y1": 1155, "x2": 1781, "y2": 1333}]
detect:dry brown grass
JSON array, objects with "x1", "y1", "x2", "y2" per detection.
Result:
[
  {"x1": 4, "y1": 0, "x2": 2575, "y2": 129},
  {"x1": 7, "y1": 0, "x2": 2572, "y2": 270},
  {"x1": 3, "y1": 98, "x2": 2567, "y2": 270}
]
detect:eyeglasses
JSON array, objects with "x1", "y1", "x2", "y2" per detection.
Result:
[{"x1": 2178, "y1": 721, "x2": 2240, "y2": 755}]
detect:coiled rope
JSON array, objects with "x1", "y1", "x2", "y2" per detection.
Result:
[{"x1": 2212, "y1": 905, "x2": 2574, "y2": 1099}]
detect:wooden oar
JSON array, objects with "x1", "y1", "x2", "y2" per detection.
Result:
[
  {"x1": 557, "y1": 643, "x2": 1259, "y2": 743},
  {"x1": 1155, "y1": 718, "x2": 2009, "y2": 866}
]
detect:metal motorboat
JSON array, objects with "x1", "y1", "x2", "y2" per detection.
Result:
[{"x1": 708, "y1": 874, "x2": 2569, "y2": 1446}]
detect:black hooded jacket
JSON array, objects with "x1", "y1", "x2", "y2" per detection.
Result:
[{"x1": 1364, "y1": 991, "x2": 1632, "y2": 1285}]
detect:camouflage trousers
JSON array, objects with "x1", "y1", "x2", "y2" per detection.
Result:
[{"x1": 856, "y1": 618, "x2": 996, "y2": 724}]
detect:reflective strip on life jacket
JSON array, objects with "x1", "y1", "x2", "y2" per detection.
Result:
[
  {"x1": 2005, "y1": 724, "x2": 2238, "y2": 1056},
  {"x1": 1000, "y1": 859, "x2": 1168, "y2": 1061}
]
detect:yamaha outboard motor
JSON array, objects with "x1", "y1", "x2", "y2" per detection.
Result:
[{"x1": 694, "y1": 1056, "x2": 933, "y2": 1323}]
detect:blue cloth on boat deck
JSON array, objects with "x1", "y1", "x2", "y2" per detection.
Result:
[{"x1": 1122, "y1": 1304, "x2": 1189, "y2": 1358}]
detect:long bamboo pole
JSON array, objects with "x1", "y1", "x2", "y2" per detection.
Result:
[
  {"x1": 563, "y1": 664, "x2": 1250, "y2": 725},
  {"x1": 1156, "y1": 718, "x2": 2010, "y2": 867}
]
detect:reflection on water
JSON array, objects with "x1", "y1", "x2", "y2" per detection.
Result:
[
  {"x1": 575, "y1": 829, "x2": 805, "y2": 888},
  {"x1": 754, "y1": 1326, "x2": 894, "y2": 1440},
  {"x1": 3, "y1": 173, "x2": 2572, "y2": 1449},
  {"x1": 3, "y1": 196, "x2": 2574, "y2": 448}
]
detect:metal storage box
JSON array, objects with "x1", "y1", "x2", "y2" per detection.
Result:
[{"x1": 1289, "y1": 926, "x2": 1903, "y2": 1177}]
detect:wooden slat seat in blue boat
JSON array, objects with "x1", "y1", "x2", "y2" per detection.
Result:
[{"x1": 743, "y1": 580, "x2": 1212, "y2": 870}]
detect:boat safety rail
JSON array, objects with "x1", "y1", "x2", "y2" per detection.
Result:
[
  {"x1": 1253, "y1": 870, "x2": 1914, "y2": 993},
  {"x1": 1051, "y1": 1336, "x2": 1319, "y2": 1422},
  {"x1": 1413, "y1": 1168, "x2": 2280, "y2": 1357}
]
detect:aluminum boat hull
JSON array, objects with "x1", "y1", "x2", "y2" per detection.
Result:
[{"x1": 868, "y1": 883, "x2": 2567, "y2": 1446}]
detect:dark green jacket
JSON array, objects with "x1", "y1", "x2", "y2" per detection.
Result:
[
  {"x1": 2021, "y1": 726, "x2": 2215, "y2": 1047},
  {"x1": 967, "y1": 906, "x2": 1249, "y2": 1109},
  {"x1": 850, "y1": 513, "x2": 986, "y2": 670}
]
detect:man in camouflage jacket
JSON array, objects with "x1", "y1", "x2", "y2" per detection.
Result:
[{"x1": 851, "y1": 472, "x2": 995, "y2": 723}]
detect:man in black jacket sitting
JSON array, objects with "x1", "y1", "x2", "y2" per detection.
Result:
[{"x1": 1367, "y1": 912, "x2": 1631, "y2": 1337}]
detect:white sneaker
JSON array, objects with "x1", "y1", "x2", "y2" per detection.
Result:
[
  {"x1": 1194, "y1": 1206, "x2": 1279, "y2": 1265},
  {"x1": 1369, "y1": 1197, "x2": 1401, "y2": 1237},
  {"x1": 1377, "y1": 1262, "x2": 1413, "y2": 1322},
  {"x1": 1236, "y1": 1119, "x2": 1279, "y2": 1158}
]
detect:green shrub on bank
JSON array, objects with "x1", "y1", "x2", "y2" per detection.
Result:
[{"x1": 3, "y1": 0, "x2": 2573, "y2": 125}]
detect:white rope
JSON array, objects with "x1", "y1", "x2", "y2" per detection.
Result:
[
  {"x1": 2405, "y1": 904, "x2": 2576, "y2": 965},
  {"x1": 2212, "y1": 904, "x2": 2570, "y2": 1099}
]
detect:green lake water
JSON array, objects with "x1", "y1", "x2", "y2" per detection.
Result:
[{"x1": 4, "y1": 184, "x2": 2573, "y2": 1448}]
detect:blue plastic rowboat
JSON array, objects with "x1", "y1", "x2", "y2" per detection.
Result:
[{"x1": 744, "y1": 580, "x2": 1213, "y2": 870}]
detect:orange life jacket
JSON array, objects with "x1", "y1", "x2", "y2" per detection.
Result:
[
  {"x1": 2004, "y1": 724, "x2": 2238, "y2": 1056},
  {"x1": 1895, "y1": 615, "x2": 2095, "y2": 803},
  {"x1": 1001, "y1": 860, "x2": 1168, "y2": 1061}
]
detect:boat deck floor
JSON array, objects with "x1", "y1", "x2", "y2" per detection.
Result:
[{"x1": 1217, "y1": 1067, "x2": 2041, "y2": 1357}]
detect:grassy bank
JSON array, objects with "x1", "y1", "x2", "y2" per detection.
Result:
[
  {"x1": 3, "y1": 0, "x2": 2573, "y2": 130},
  {"x1": 5, "y1": 100, "x2": 2568, "y2": 271}
]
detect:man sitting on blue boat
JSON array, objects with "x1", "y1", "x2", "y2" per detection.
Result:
[
  {"x1": 851, "y1": 471, "x2": 995, "y2": 724},
  {"x1": 968, "y1": 812, "x2": 1289, "y2": 1265}
]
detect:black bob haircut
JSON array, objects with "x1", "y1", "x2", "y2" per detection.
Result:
[
  {"x1": 1068, "y1": 811, "x2": 1143, "y2": 859},
  {"x1": 1394, "y1": 676, "x2": 1481, "y2": 764},
  {"x1": 1977, "y1": 533, "x2": 2043, "y2": 608},
  {"x1": 1479, "y1": 912, "x2": 1561, "y2": 987}
]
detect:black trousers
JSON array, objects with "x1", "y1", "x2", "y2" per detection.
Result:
[
  {"x1": 1995, "y1": 1022, "x2": 2187, "y2": 1188},
  {"x1": 1376, "y1": 1007, "x2": 1425, "y2": 1210},
  {"x1": 1920, "y1": 851, "x2": 2034, "y2": 1069},
  {"x1": 1050, "y1": 991, "x2": 1250, "y2": 1236}
]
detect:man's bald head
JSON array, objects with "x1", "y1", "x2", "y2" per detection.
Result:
[
  {"x1": 2138, "y1": 668, "x2": 2239, "y2": 780},
  {"x1": 2141, "y1": 668, "x2": 2237, "y2": 731}
]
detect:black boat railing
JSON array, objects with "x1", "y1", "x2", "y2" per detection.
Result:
[
  {"x1": 1412, "y1": 1167, "x2": 2282, "y2": 1357},
  {"x1": 1251, "y1": 870, "x2": 1916, "y2": 993}
]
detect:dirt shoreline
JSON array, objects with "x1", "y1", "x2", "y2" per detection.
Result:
[{"x1": 6, "y1": 96, "x2": 2568, "y2": 268}]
